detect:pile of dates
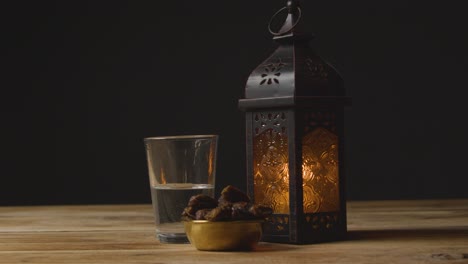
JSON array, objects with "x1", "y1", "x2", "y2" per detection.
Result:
[{"x1": 182, "y1": 185, "x2": 273, "y2": 221}]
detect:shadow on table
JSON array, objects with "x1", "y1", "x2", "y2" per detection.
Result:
[
  {"x1": 254, "y1": 242, "x2": 299, "y2": 252},
  {"x1": 347, "y1": 228, "x2": 468, "y2": 242},
  {"x1": 251, "y1": 228, "x2": 468, "y2": 253}
]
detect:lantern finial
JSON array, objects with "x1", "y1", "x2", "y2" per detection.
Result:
[{"x1": 268, "y1": 0, "x2": 313, "y2": 41}]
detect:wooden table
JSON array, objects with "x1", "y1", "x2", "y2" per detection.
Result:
[{"x1": 1, "y1": 200, "x2": 467, "y2": 264}]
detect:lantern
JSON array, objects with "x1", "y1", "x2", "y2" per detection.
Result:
[{"x1": 238, "y1": 0, "x2": 351, "y2": 244}]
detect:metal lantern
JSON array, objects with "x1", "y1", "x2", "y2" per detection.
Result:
[{"x1": 239, "y1": 0, "x2": 350, "y2": 244}]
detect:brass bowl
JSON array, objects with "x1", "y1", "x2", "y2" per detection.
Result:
[{"x1": 184, "y1": 220, "x2": 263, "y2": 251}]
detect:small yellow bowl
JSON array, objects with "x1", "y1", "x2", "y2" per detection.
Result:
[{"x1": 184, "y1": 220, "x2": 263, "y2": 251}]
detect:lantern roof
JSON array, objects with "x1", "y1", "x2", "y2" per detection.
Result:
[{"x1": 240, "y1": 1, "x2": 349, "y2": 110}]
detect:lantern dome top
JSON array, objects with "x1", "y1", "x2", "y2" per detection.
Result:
[{"x1": 240, "y1": 1, "x2": 348, "y2": 110}]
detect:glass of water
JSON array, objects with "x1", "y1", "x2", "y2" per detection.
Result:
[{"x1": 144, "y1": 135, "x2": 218, "y2": 243}]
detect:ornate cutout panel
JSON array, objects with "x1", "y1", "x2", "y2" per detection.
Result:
[
  {"x1": 302, "y1": 111, "x2": 340, "y2": 213},
  {"x1": 259, "y1": 59, "x2": 285, "y2": 85},
  {"x1": 253, "y1": 111, "x2": 289, "y2": 214}
]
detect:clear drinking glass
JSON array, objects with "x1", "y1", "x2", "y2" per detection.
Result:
[{"x1": 144, "y1": 135, "x2": 218, "y2": 243}]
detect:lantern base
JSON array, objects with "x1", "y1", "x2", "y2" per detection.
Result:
[{"x1": 260, "y1": 212, "x2": 347, "y2": 244}]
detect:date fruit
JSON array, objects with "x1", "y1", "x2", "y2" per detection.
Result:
[{"x1": 182, "y1": 185, "x2": 273, "y2": 221}]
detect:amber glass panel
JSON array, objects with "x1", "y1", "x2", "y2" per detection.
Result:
[
  {"x1": 302, "y1": 127, "x2": 340, "y2": 213},
  {"x1": 253, "y1": 128, "x2": 289, "y2": 214}
]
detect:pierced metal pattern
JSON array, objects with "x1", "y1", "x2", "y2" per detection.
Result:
[
  {"x1": 304, "y1": 212, "x2": 340, "y2": 230},
  {"x1": 253, "y1": 111, "x2": 289, "y2": 214},
  {"x1": 264, "y1": 215, "x2": 290, "y2": 234},
  {"x1": 304, "y1": 111, "x2": 337, "y2": 133},
  {"x1": 302, "y1": 111, "x2": 340, "y2": 213},
  {"x1": 305, "y1": 58, "x2": 329, "y2": 81},
  {"x1": 259, "y1": 59, "x2": 286, "y2": 85},
  {"x1": 254, "y1": 112, "x2": 287, "y2": 135}
]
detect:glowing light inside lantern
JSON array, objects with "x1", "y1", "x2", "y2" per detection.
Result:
[{"x1": 253, "y1": 127, "x2": 339, "y2": 214}]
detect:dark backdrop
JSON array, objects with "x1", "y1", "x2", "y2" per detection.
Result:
[{"x1": 2, "y1": 1, "x2": 467, "y2": 205}]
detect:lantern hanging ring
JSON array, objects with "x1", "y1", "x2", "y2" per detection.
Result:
[{"x1": 268, "y1": 6, "x2": 302, "y2": 36}]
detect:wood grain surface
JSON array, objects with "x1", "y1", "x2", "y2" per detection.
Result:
[{"x1": 1, "y1": 200, "x2": 467, "y2": 264}]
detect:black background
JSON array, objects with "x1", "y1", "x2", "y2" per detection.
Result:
[{"x1": 2, "y1": 1, "x2": 467, "y2": 205}]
